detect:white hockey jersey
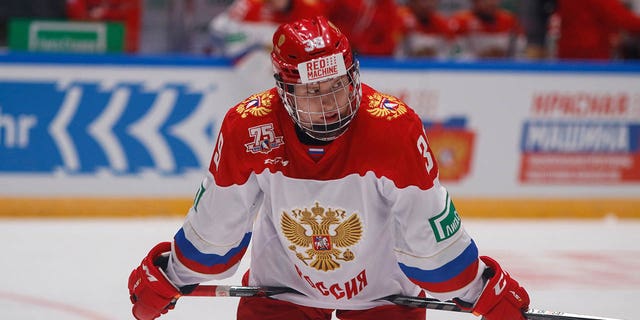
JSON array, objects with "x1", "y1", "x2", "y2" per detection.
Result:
[{"x1": 165, "y1": 84, "x2": 485, "y2": 310}]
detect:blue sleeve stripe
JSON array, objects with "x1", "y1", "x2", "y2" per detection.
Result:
[
  {"x1": 399, "y1": 240, "x2": 478, "y2": 283},
  {"x1": 174, "y1": 228, "x2": 252, "y2": 267}
]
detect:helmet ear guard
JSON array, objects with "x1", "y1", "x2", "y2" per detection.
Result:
[{"x1": 270, "y1": 16, "x2": 362, "y2": 141}]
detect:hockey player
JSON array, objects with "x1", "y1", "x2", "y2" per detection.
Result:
[
  {"x1": 208, "y1": 0, "x2": 328, "y2": 58},
  {"x1": 448, "y1": 0, "x2": 526, "y2": 59},
  {"x1": 396, "y1": 0, "x2": 456, "y2": 58},
  {"x1": 128, "y1": 16, "x2": 530, "y2": 320}
]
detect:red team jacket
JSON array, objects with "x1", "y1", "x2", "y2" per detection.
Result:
[
  {"x1": 556, "y1": 0, "x2": 640, "y2": 60},
  {"x1": 449, "y1": 8, "x2": 523, "y2": 58},
  {"x1": 164, "y1": 84, "x2": 485, "y2": 309},
  {"x1": 66, "y1": 0, "x2": 142, "y2": 53},
  {"x1": 325, "y1": 0, "x2": 404, "y2": 56},
  {"x1": 221, "y1": 0, "x2": 402, "y2": 57},
  {"x1": 397, "y1": 5, "x2": 456, "y2": 58},
  {"x1": 226, "y1": 0, "x2": 327, "y2": 24}
]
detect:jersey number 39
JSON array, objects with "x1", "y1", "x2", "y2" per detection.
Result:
[
  {"x1": 212, "y1": 132, "x2": 224, "y2": 171},
  {"x1": 417, "y1": 134, "x2": 435, "y2": 175}
]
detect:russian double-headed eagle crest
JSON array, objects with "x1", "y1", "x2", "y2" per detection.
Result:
[
  {"x1": 366, "y1": 92, "x2": 407, "y2": 120},
  {"x1": 236, "y1": 91, "x2": 274, "y2": 118},
  {"x1": 281, "y1": 202, "x2": 363, "y2": 272}
]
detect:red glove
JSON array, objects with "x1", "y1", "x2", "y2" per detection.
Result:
[
  {"x1": 455, "y1": 256, "x2": 529, "y2": 320},
  {"x1": 128, "y1": 242, "x2": 182, "y2": 320}
]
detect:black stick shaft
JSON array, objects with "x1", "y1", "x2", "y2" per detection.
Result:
[{"x1": 188, "y1": 285, "x2": 624, "y2": 320}]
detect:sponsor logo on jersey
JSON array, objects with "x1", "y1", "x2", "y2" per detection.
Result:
[
  {"x1": 192, "y1": 180, "x2": 206, "y2": 212},
  {"x1": 281, "y1": 202, "x2": 362, "y2": 272},
  {"x1": 429, "y1": 193, "x2": 461, "y2": 242},
  {"x1": 236, "y1": 91, "x2": 274, "y2": 118},
  {"x1": 244, "y1": 123, "x2": 284, "y2": 154},
  {"x1": 366, "y1": 92, "x2": 407, "y2": 120},
  {"x1": 264, "y1": 157, "x2": 289, "y2": 166}
]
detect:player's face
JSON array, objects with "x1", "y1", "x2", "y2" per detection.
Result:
[{"x1": 291, "y1": 75, "x2": 353, "y2": 130}]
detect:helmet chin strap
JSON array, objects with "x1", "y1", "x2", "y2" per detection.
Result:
[
  {"x1": 294, "y1": 124, "x2": 331, "y2": 145},
  {"x1": 310, "y1": 114, "x2": 353, "y2": 132},
  {"x1": 303, "y1": 114, "x2": 354, "y2": 141}
]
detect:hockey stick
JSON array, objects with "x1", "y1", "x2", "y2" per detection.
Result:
[
  {"x1": 188, "y1": 285, "x2": 623, "y2": 320},
  {"x1": 189, "y1": 285, "x2": 300, "y2": 297},
  {"x1": 381, "y1": 294, "x2": 624, "y2": 320}
]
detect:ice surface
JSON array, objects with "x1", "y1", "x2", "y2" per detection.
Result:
[{"x1": 0, "y1": 218, "x2": 637, "y2": 320}]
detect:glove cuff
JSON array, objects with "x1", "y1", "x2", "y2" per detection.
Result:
[{"x1": 472, "y1": 256, "x2": 529, "y2": 317}]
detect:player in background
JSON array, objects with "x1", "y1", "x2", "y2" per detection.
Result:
[
  {"x1": 324, "y1": 0, "x2": 403, "y2": 56},
  {"x1": 128, "y1": 16, "x2": 530, "y2": 320},
  {"x1": 554, "y1": 0, "x2": 640, "y2": 60},
  {"x1": 65, "y1": 0, "x2": 142, "y2": 53},
  {"x1": 448, "y1": 0, "x2": 526, "y2": 59},
  {"x1": 396, "y1": 0, "x2": 456, "y2": 59},
  {"x1": 208, "y1": 0, "x2": 327, "y2": 58}
]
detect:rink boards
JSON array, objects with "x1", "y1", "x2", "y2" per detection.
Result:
[{"x1": 0, "y1": 52, "x2": 638, "y2": 218}]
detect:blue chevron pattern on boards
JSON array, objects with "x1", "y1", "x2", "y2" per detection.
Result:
[
  {"x1": 0, "y1": 82, "x2": 64, "y2": 171},
  {"x1": 111, "y1": 83, "x2": 156, "y2": 173},
  {"x1": 71, "y1": 82, "x2": 113, "y2": 173},
  {"x1": 0, "y1": 80, "x2": 213, "y2": 174},
  {"x1": 159, "y1": 84, "x2": 202, "y2": 174}
]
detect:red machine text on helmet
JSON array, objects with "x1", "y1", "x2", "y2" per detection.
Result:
[{"x1": 299, "y1": 53, "x2": 347, "y2": 84}]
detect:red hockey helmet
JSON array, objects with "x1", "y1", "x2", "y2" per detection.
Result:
[{"x1": 271, "y1": 16, "x2": 361, "y2": 141}]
